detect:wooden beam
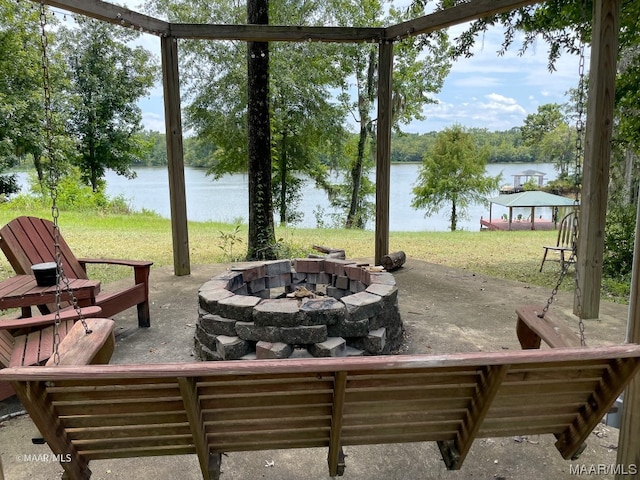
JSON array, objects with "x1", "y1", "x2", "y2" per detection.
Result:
[
  {"x1": 375, "y1": 42, "x2": 394, "y2": 265},
  {"x1": 161, "y1": 36, "x2": 191, "y2": 276},
  {"x1": 37, "y1": 0, "x2": 549, "y2": 45},
  {"x1": 13, "y1": 380, "x2": 91, "y2": 479},
  {"x1": 169, "y1": 24, "x2": 385, "y2": 43},
  {"x1": 557, "y1": 355, "x2": 640, "y2": 461},
  {"x1": 327, "y1": 371, "x2": 347, "y2": 477},
  {"x1": 386, "y1": 0, "x2": 542, "y2": 41},
  {"x1": 575, "y1": 0, "x2": 619, "y2": 318},
  {"x1": 617, "y1": 154, "x2": 640, "y2": 474},
  {"x1": 178, "y1": 377, "x2": 213, "y2": 480},
  {"x1": 438, "y1": 365, "x2": 508, "y2": 469},
  {"x1": 36, "y1": 0, "x2": 169, "y2": 35}
]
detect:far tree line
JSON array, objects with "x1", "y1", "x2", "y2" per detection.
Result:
[{"x1": 131, "y1": 119, "x2": 564, "y2": 169}]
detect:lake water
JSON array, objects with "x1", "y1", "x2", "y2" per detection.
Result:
[{"x1": 15, "y1": 163, "x2": 558, "y2": 232}]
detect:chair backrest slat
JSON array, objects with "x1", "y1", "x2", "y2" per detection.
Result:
[
  {"x1": 0, "y1": 216, "x2": 87, "y2": 280},
  {"x1": 556, "y1": 212, "x2": 576, "y2": 249}
]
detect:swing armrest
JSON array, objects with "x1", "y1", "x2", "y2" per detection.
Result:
[
  {"x1": 0, "y1": 306, "x2": 103, "y2": 331},
  {"x1": 45, "y1": 317, "x2": 115, "y2": 366},
  {"x1": 516, "y1": 305, "x2": 583, "y2": 349}
]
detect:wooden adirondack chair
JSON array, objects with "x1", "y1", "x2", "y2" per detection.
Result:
[
  {"x1": 0, "y1": 306, "x2": 102, "y2": 399},
  {"x1": 0, "y1": 216, "x2": 152, "y2": 327},
  {"x1": 539, "y1": 212, "x2": 577, "y2": 272}
]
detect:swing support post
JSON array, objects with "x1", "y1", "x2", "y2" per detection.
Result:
[
  {"x1": 575, "y1": 0, "x2": 619, "y2": 319},
  {"x1": 161, "y1": 35, "x2": 191, "y2": 276},
  {"x1": 616, "y1": 178, "x2": 640, "y2": 475}
]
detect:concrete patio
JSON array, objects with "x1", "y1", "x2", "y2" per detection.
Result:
[{"x1": 0, "y1": 258, "x2": 630, "y2": 479}]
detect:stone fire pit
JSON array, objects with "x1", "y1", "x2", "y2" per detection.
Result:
[{"x1": 195, "y1": 258, "x2": 404, "y2": 360}]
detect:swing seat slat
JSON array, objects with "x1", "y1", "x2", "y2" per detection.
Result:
[{"x1": 2, "y1": 345, "x2": 640, "y2": 480}]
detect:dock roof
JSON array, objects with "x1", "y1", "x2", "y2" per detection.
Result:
[{"x1": 487, "y1": 191, "x2": 578, "y2": 208}]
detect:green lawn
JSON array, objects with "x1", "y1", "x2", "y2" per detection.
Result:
[{"x1": 0, "y1": 206, "x2": 592, "y2": 299}]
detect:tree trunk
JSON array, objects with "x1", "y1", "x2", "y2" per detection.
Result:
[
  {"x1": 624, "y1": 147, "x2": 634, "y2": 206},
  {"x1": 346, "y1": 124, "x2": 366, "y2": 228},
  {"x1": 279, "y1": 132, "x2": 287, "y2": 225},
  {"x1": 346, "y1": 50, "x2": 376, "y2": 229},
  {"x1": 246, "y1": 0, "x2": 276, "y2": 260},
  {"x1": 451, "y1": 201, "x2": 457, "y2": 231}
]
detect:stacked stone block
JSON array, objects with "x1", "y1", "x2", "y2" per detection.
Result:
[{"x1": 194, "y1": 258, "x2": 404, "y2": 360}]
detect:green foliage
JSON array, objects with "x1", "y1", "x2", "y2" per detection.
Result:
[
  {"x1": 520, "y1": 104, "x2": 578, "y2": 177},
  {"x1": 4, "y1": 168, "x2": 130, "y2": 214},
  {"x1": 522, "y1": 178, "x2": 539, "y2": 191},
  {"x1": 218, "y1": 224, "x2": 243, "y2": 263},
  {"x1": 58, "y1": 19, "x2": 157, "y2": 191},
  {"x1": 0, "y1": 1, "x2": 66, "y2": 186},
  {"x1": 326, "y1": 135, "x2": 376, "y2": 229},
  {"x1": 603, "y1": 201, "x2": 637, "y2": 281},
  {"x1": 521, "y1": 104, "x2": 564, "y2": 145},
  {"x1": 326, "y1": 0, "x2": 451, "y2": 228},
  {"x1": 272, "y1": 170, "x2": 304, "y2": 226},
  {"x1": 134, "y1": 131, "x2": 167, "y2": 167},
  {"x1": 545, "y1": 177, "x2": 578, "y2": 196},
  {"x1": 412, "y1": 125, "x2": 501, "y2": 231},
  {"x1": 148, "y1": 0, "x2": 348, "y2": 230},
  {"x1": 443, "y1": 0, "x2": 640, "y2": 200},
  {"x1": 392, "y1": 129, "x2": 536, "y2": 164}
]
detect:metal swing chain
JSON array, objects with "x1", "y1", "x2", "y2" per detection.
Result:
[
  {"x1": 572, "y1": 34, "x2": 586, "y2": 346},
  {"x1": 39, "y1": 2, "x2": 92, "y2": 365},
  {"x1": 539, "y1": 2, "x2": 587, "y2": 346}
]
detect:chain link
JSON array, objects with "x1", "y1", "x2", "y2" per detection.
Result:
[
  {"x1": 39, "y1": 2, "x2": 91, "y2": 366},
  {"x1": 539, "y1": 1, "x2": 587, "y2": 346}
]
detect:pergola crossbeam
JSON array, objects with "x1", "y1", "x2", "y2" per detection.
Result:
[
  {"x1": 169, "y1": 24, "x2": 385, "y2": 43},
  {"x1": 41, "y1": 0, "x2": 544, "y2": 44},
  {"x1": 42, "y1": 0, "x2": 169, "y2": 34},
  {"x1": 386, "y1": 0, "x2": 542, "y2": 40}
]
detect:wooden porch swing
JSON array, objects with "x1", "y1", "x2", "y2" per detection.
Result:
[{"x1": 2, "y1": 1, "x2": 639, "y2": 479}]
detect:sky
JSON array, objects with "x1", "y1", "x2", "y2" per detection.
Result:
[{"x1": 121, "y1": 1, "x2": 585, "y2": 134}]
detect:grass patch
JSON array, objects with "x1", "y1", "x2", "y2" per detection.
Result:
[{"x1": 0, "y1": 206, "x2": 618, "y2": 301}]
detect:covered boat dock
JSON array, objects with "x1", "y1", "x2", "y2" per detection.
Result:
[{"x1": 480, "y1": 191, "x2": 578, "y2": 231}]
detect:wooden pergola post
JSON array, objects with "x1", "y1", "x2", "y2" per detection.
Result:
[
  {"x1": 575, "y1": 0, "x2": 619, "y2": 318},
  {"x1": 375, "y1": 41, "x2": 394, "y2": 265},
  {"x1": 617, "y1": 185, "x2": 640, "y2": 477},
  {"x1": 161, "y1": 35, "x2": 190, "y2": 276}
]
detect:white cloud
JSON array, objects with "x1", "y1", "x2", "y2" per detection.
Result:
[
  {"x1": 484, "y1": 93, "x2": 519, "y2": 106},
  {"x1": 141, "y1": 111, "x2": 165, "y2": 132},
  {"x1": 412, "y1": 21, "x2": 583, "y2": 132}
]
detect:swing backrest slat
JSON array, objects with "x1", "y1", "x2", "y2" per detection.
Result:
[{"x1": 2, "y1": 345, "x2": 640, "y2": 479}]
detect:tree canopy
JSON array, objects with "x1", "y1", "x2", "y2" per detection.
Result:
[
  {"x1": 412, "y1": 125, "x2": 501, "y2": 231},
  {"x1": 0, "y1": 1, "x2": 45, "y2": 194},
  {"x1": 59, "y1": 20, "x2": 156, "y2": 191}
]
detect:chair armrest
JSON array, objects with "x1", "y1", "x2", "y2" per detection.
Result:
[
  {"x1": 77, "y1": 258, "x2": 153, "y2": 268},
  {"x1": 0, "y1": 306, "x2": 103, "y2": 330}
]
